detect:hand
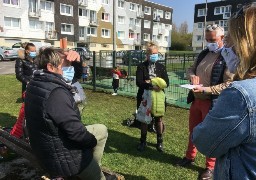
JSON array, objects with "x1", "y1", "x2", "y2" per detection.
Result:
[
  {"x1": 192, "y1": 85, "x2": 204, "y2": 93},
  {"x1": 153, "y1": 85, "x2": 161, "y2": 92},
  {"x1": 190, "y1": 75, "x2": 200, "y2": 85},
  {"x1": 145, "y1": 80, "x2": 151, "y2": 83},
  {"x1": 64, "y1": 50, "x2": 80, "y2": 62}
]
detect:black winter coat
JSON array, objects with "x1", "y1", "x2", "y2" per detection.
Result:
[
  {"x1": 15, "y1": 58, "x2": 38, "y2": 93},
  {"x1": 136, "y1": 61, "x2": 169, "y2": 109},
  {"x1": 25, "y1": 70, "x2": 97, "y2": 177}
]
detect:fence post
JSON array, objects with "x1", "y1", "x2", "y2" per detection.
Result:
[
  {"x1": 128, "y1": 52, "x2": 131, "y2": 77},
  {"x1": 92, "y1": 51, "x2": 96, "y2": 92},
  {"x1": 183, "y1": 53, "x2": 186, "y2": 70},
  {"x1": 99, "y1": 51, "x2": 102, "y2": 67},
  {"x1": 164, "y1": 52, "x2": 167, "y2": 68},
  {"x1": 113, "y1": 50, "x2": 116, "y2": 68}
]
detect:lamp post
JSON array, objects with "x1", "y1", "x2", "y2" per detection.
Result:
[
  {"x1": 112, "y1": 0, "x2": 116, "y2": 67},
  {"x1": 202, "y1": 0, "x2": 208, "y2": 50}
]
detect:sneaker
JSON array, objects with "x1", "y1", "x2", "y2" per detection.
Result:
[
  {"x1": 112, "y1": 93, "x2": 117, "y2": 96},
  {"x1": 137, "y1": 141, "x2": 147, "y2": 152},
  {"x1": 199, "y1": 168, "x2": 214, "y2": 180},
  {"x1": 176, "y1": 157, "x2": 195, "y2": 167}
]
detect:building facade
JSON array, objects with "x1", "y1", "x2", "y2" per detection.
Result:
[
  {"x1": 0, "y1": 0, "x2": 173, "y2": 52},
  {"x1": 192, "y1": 0, "x2": 256, "y2": 52}
]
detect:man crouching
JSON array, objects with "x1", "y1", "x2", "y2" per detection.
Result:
[{"x1": 25, "y1": 48, "x2": 108, "y2": 180}]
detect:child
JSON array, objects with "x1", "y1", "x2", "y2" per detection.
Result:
[
  {"x1": 82, "y1": 62, "x2": 90, "y2": 83},
  {"x1": 112, "y1": 66, "x2": 122, "y2": 95}
]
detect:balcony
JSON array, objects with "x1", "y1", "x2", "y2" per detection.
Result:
[
  {"x1": 158, "y1": 29, "x2": 165, "y2": 35},
  {"x1": 134, "y1": 39, "x2": 141, "y2": 45},
  {"x1": 78, "y1": 0, "x2": 88, "y2": 6},
  {"x1": 129, "y1": 24, "x2": 136, "y2": 31},
  {"x1": 79, "y1": 36, "x2": 90, "y2": 42},
  {"x1": 28, "y1": 8, "x2": 41, "y2": 18},
  {"x1": 153, "y1": 15, "x2": 160, "y2": 22},
  {"x1": 45, "y1": 31, "x2": 57, "y2": 40},
  {"x1": 89, "y1": 19, "x2": 98, "y2": 27},
  {"x1": 136, "y1": 11, "x2": 144, "y2": 18}
]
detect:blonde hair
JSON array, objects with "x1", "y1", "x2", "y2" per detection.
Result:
[
  {"x1": 229, "y1": 5, "x2": 256, "y2": 80},
  {"x1": 146, "y1": 41, "x2": 158, "y2": 54}
]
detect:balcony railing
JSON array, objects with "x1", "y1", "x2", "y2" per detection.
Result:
[
  {"x1": 28, "y1": 8, "x2": 41, "y2": 18},
  {"x1": 89, "y1": 19, "x2": 98, "y2": 26},
  {"x1": 153, "y1": 15, "x2": 160, "y2": 22},
  {"x1": 134, "y1": 39, "x2": 141, "y2": 45},
  {"x1": 129, "y1": 24, "x2": 136, "y2": 31},
  {"x1": 78, "y1": 0, "x2": 88, "y2": 6},
  {"x1": 136, "y1": 11, "x2": 144, "y2": 18},
  {"x1": 79, "y1": 36, "x2": 90, "y2": 42},
  {"x1": 45, "y1": 31, "x2": 57, "y2": 40},
  {"x1": 158, "y1": 29, "x2": 165, "y2": 35}
]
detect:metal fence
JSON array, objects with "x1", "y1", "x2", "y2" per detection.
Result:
[{"x1": 79, "y1": 50, "x2": 198, "y2": 109}]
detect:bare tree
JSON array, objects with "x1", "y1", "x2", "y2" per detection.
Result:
[
  {"x1": 179, "y1": 21, "x2": 188, "y2": 34},
  {"x1": 172, "y1": 23, "x2": 178, "y2": 33}
]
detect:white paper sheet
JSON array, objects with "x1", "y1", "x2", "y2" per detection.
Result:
[{"x1": 180, "y1": 84, "x2": 198, "y2": 90}]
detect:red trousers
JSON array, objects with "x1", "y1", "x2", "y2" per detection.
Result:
[
  {"x1": 186, "y1": 99, "x2": 216, "y2": 170},
  {"x1": 10, "y1": 93, "x2": 25, "y2": 138}
]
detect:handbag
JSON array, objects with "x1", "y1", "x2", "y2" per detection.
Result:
[{"x1": 187, "y1": 90, "x2": 195, "y2": 104}]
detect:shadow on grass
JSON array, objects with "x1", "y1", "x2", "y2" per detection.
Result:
[
  {"x1": 16, "y1": 97, "x2": 23, "y2": 103},
  {"x1": 0, "y1": 113, "x2": 17, "y2": 127},
  {"x1": 121, "y1": 173, "x2": 149, "y2": 180},
  {"x1": 105, "y1": 129, "x2": 203, "y2": 173}
]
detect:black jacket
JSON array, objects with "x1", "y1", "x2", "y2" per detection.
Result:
[
  {"x1": 15, "y1": 58, "x2": 38, "y2": 93},
  {"x1": 25, "y1": 70, "x2": 97, "y2": 177},
  {"x1": 136, "y1": 61, "x2": 169, "y2": 108}
]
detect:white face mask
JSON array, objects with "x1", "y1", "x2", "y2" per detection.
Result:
[
  {"x1": 221, "y1": 47, "x2": 239, "y2": 73},
  {"x1": 207, "y1": 42, "x2": 219, "y2": 52}
]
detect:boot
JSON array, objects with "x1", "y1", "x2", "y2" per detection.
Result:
[
  {"x1": 137, "y1": 134, "x2": 147, "y2": 152},
  {"x1": 156, "y1": 135, "x2": 163, "y2": 152}
]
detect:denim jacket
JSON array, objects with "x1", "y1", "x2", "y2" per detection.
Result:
[{"x1": 192, "y1": 78, "x2": 256, "y2": 180}]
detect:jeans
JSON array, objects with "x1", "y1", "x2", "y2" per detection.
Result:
[{"x1": 78, "y1": 124, "x2": 108, "y2": 180}]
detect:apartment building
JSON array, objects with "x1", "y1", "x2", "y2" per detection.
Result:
[
  {"x1": 192, "y1": 0, "x2": 256, "y2": 51},
  {"x1": 0, "y1": 0, "x2": 172, "y2": 52}
]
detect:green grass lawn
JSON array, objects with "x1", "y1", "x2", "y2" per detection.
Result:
[{"x1": 0, "y1": 75, "x2": 206, "y2": 180}]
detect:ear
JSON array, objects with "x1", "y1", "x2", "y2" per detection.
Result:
[
  {"x1": 46, "y1": 63, "x2": 54, "y2": 73},
  {"x1": 220, "y1": 35, "x2": 224, "y2": 40}
]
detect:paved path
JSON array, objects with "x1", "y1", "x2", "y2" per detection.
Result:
[{"x1": 0, "y1": 61, "x2": 15, "y2": 75}]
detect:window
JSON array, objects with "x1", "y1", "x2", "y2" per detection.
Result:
[
  {"x1": 129, "y1": 32, "x2": 135, "y2": 39},
  {"x1": 135, "y1": 19, "x2": 141, "y2": 26},
  {"x1": 3, "y1": 0, "x2": 19, "y2": 6},
  {"x1": 61, "y1": 23, "x2": 73, "y2": 34},
  {"x1": 40, "y1": 1, "x2": 52, "y2": 11},
  {"x1": 102, "y1": 0, "x2": 109, "y2": 4},
  {"x1": 144, "y1": 20, "x2": 150, "y2": 29},
  {"x1": 29, "y1": 0, "x2": 38, "y2": 13},
  {"x1": 197, "y1": 35, "x2": 202, "y2": 41},
  {"x1": 90, "y1": 10, "x2": 97, "y2": 21},
  {"x1": 87, "y1": 27, "x2": 97, "y2": 36},
  {"x1": 165, "y1": 12, "x2": 171, "y2": 19},
  {"x1": 157, "y1": 10, "x2": 163, "y2": 18},
  {"x1": 60, "y1": 4, "x2": 73, "y2": 16},
  {"x1": 79, "y1": 27, "x2": 86, "y2": 37},
  {"x1": 144, "y1": 6, "x2": 151, "y2": 15},
  {"x1": 29, "y1": 18, "x2": 42, "y2": 30},
  {"x1": 118, "y1": 16, "x2": 125, "y2": 24},
  {"x1": 102, "y1": 13, "x2": 110, "y2": 21},
  {"x1": 157, "y1": 35, "x2": 161, "y2": 41},
  {"x1": 129, "y1": 18, "x2": 135, "y2": 25},
  {"x1": 130, "y1": 3, "x2": 135, "y2": 11},
  {"x1": 79, "y1": 8, "x2": 88, "y2": 17},
  {"x1": 198, "y1": 22, "x2": 204, "y2": 29},
  {"x1": 164, "y1": 36, "x2": 168, "y2": 41},
  {"x1": 219, "y1": 20, "x2": 228, "y2": 31},
  {"x1": 165, "y1": 24, "x2": 170, "y2": 30},
  {"x1": 152, "y1": 35, "x2": 156, "y2": 41},
  {"x1": 117, "y1": 31, "x2": 125, "y2": 39},
  {"x1": 118, "y1": 0, "x2": 124, "y2": 8},
  {"x1": 102, "y1": 29, "x2": 110, "y2": 38},
  {"x1": 214, "y1": 7, "x2": 221, "y2": 14},
  {"x1": 143, "y1": 33, "x2": 149, "y2": 41},
  {"x1": 45, "y1": 22, "x2": 53, "y2": 31},
  {"x1": 4, "y1": 17, "x2": 20, "y2": 28},
  {"x1": 198, "y1": 9, "x2": 206, "y2": 17},
  {"x1": 153, "y1": 22, "x2": 158, "y2": 29}
]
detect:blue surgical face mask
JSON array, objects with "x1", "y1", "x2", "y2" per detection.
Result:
[
  {"x1": 29, "y1": 51, "x2": 37, "y2": 58},
  {"x1": 207, "y1": 42, "x2": 219, "y2": 52},
  {"x1": 221, "y1": 47, "x2": 239, "y2": 73},
  {"x1": 62, "y1": 66, "x2": 75, "y2": 83},
  {"x1": 149, "y1": 54, "x2": 159, "y2": 63}
]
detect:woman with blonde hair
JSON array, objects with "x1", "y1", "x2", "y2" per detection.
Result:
[
  {"x1": 192, "y1": 4, "x2": 256, "y2": 179},
  {"x1": 136, "y1": 42, "x2": 169, "y2": 152}
]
